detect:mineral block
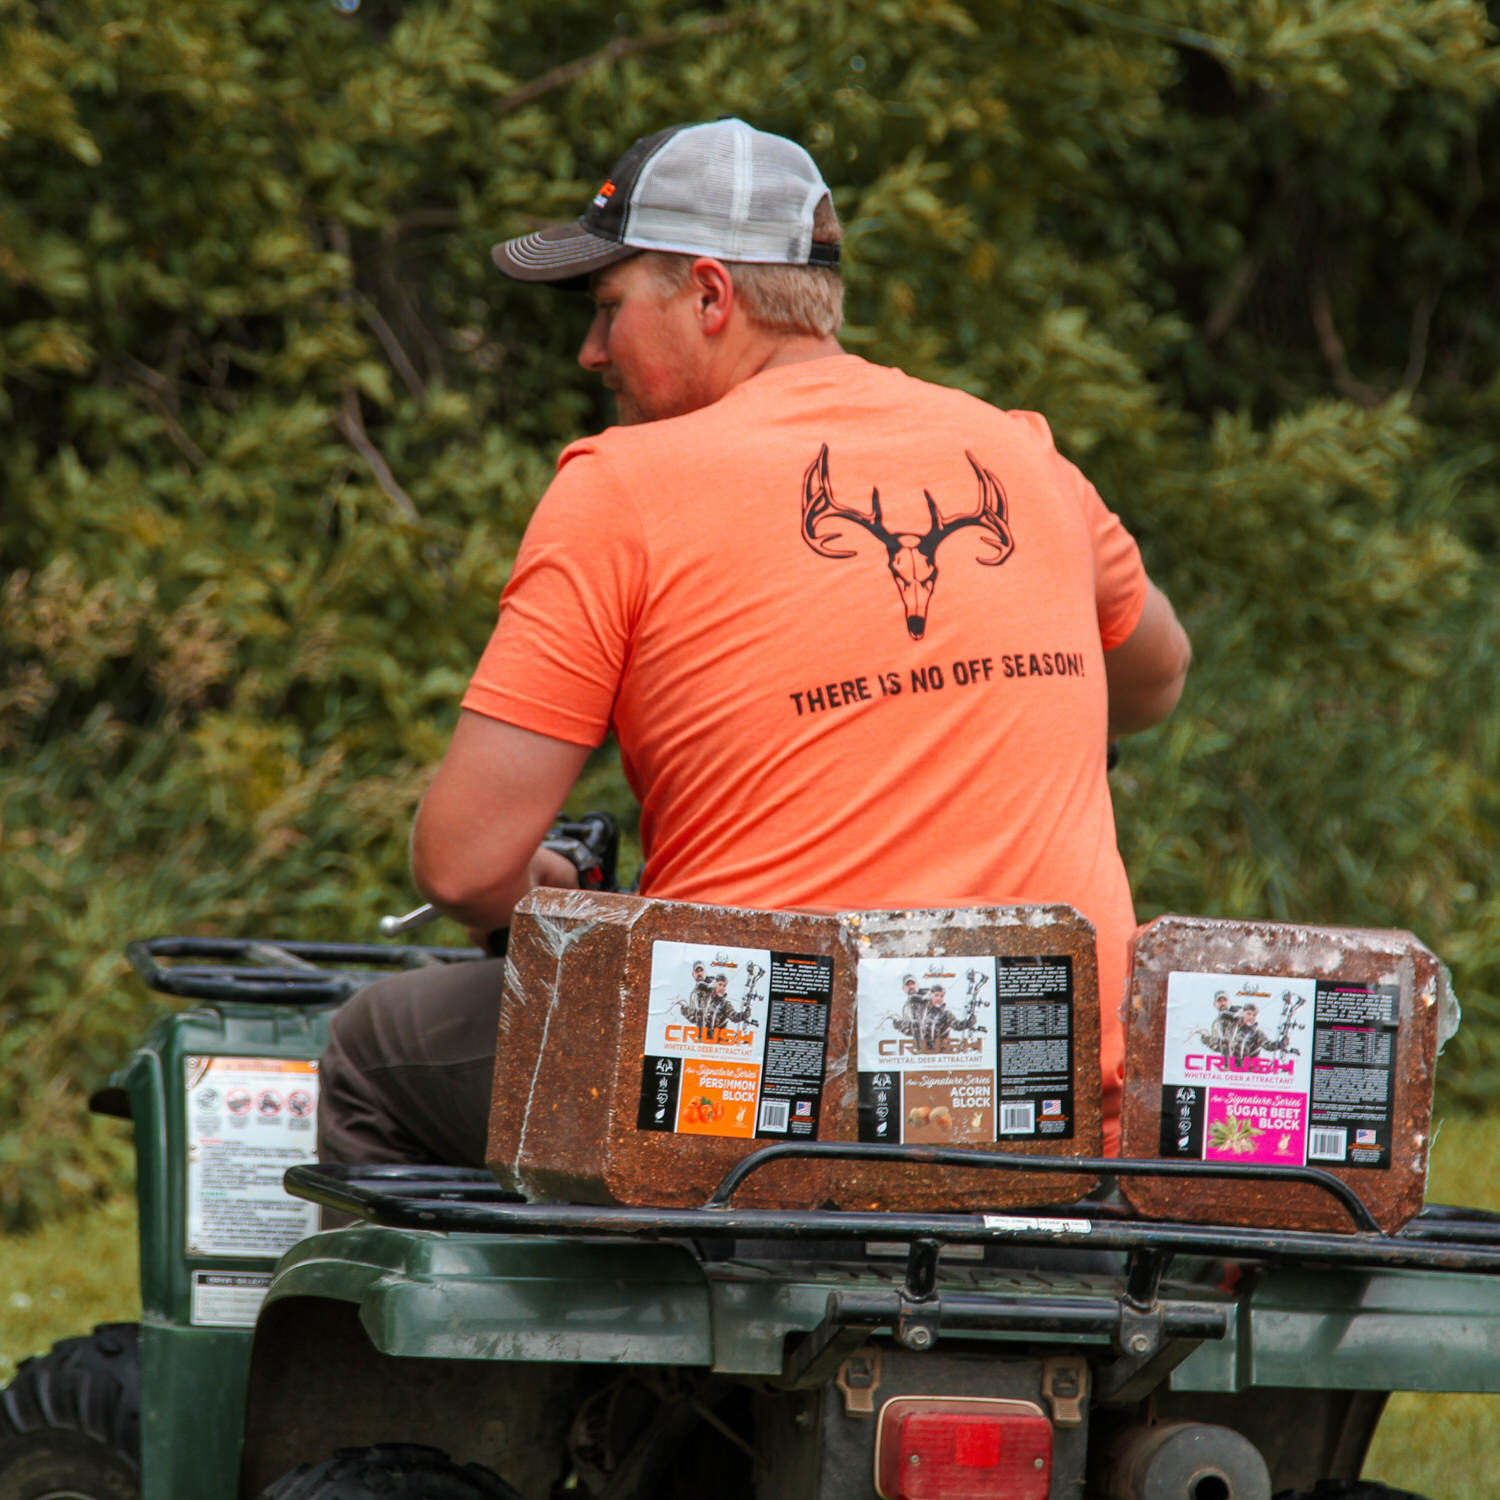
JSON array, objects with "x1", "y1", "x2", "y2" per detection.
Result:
[
  {"x1": 828, "y1": 904, "x2": 1101, "y2": 1210},
  {"x1": 488, "y1": 890, "x2": 838, "y2": 1208},
  {"x1": 1119, "y1": 915, "x2": 1456, "y2": 1233},
  {"x1": 488, "y1": 891, "x2": 1103, "y2": 1211}
]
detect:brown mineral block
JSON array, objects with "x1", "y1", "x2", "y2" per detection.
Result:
[
  {"x1": 1119, "y1": 915, "x2": 1456, "y2": 1233},
  {"x1": 824, "y1": 906, "x2": 1101, "y2": 1211},
  {"x1": 489, "y1": 889, "x2": 845, "y2": 1208},
  {"x1": 489, "y1": 892, "x2": 1104, "y2": 1211}
]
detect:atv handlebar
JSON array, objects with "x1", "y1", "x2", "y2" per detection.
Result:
[
  {"x1": 375, "y1": 811, "x2": 622, "y2": 939},
  {"x1": 378, "y1": 904, "x2": 441, "y2": 938}
]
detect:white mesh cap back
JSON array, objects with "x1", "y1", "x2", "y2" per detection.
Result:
[
  {"x1": 491, "y1": 118, "x2": 837, "y2": 283},
  {"x1": 623, "y1": 119, "x2": 829, "y2": 264}
]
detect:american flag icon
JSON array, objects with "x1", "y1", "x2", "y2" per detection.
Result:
[
  {"x1": 795, "y1": 1101, "x2": 813, "y2": 1117},
  {"x1": 1356, "y1": 1129, "x2": 1378, "y2": 1146}
]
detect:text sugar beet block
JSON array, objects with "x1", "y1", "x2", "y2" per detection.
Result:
[
  {"x1": 1119, "y1": 915, "x2": 1457, "y2": 1233},
  {"x1": 488, "y1": 891, "x2": 1102, "y2": 1210}
]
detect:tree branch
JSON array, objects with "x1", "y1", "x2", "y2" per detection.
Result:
[
  {"x1": 123, "y1": 355, "x2": 206, "y2": 467},
  {"x1": 379, "y1": 208, "x2": 460, "y2": 245},
  {"x1": 1042, "y1": 0, "x2": 1240, "y2": 65},
  {"x1": 1400, "y1": 294, "x2": 1434, "y2": 396},
  {"x1": 494, "y1": 15, "x2": 739, "y2": 115},
  {"x1": 1203, "y1": 251, "x2": 1266, "y2": 343},
  {"x1": 1308, "y1": 274, "x2": 1382, "y2": 408},
  {"x1": 357, "y1": 293, "x2": 427, "y2": 401},
  {"x1": 328, "y1": 219, "x2": 431, "y2": 403},
  {"x1": 335, "y1": 386, "x2": 421, "y2": 522}
]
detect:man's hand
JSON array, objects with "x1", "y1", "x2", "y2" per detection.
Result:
[
  {"x1": 413, "y1": 711, "x2": 592, "y2": 934},
  {"x1": 462, "y1": 845, "x2": 580, "y2": 950},
  {"x1": 1104, "y1": 581, "x2": 1191, "y2": 736}
]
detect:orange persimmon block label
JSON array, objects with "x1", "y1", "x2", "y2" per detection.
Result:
[{"x1": 676, "y1": 1059, "x2": 761, "y2": 1138}]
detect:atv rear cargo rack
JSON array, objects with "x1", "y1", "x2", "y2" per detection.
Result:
[
  {"x1": 286, "y1": 1146, "x2": 1500, "y2": 1277},
  {"x1": 126, "y1": 934, "x2": 486, "y2": 1004}
]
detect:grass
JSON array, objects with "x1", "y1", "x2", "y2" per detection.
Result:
[
  {"x1": 3, "y1": 1119, "x2": 1500, "y2": 1495},
  {"x1": 0, "y1": 1191, "x2": 139, "y2": 1385},
  {"x1": 1361, "y1": 1112, "x2": 1500, "y2": 1499}
]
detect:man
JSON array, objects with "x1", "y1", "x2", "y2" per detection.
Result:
[
  {"x1": 683, "y1": 961, "x2": 714, "y2": 1028},
  {"x1": 920, "y1": 985, "x2": 955, "y2": 1053},
  {"x1": 1226, "y1": 1004, "x2": 1264, "y2": 1067},
  {"x1": 1202, "y1": 991, "x2": 1244, "y2": 1055},
  {"x1": 318, "y1": 118, "x2": 1190, "y2": 1168},
  {"x1": 892, "y1": 976, "x2": 930, "y2": 1045}
]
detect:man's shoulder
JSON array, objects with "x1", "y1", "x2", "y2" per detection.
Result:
[
  {"x1": 859, "y1": 366, "x2": 1065, "y2": 446},
  {"x1": 554, "y1": 360, "x2": 1064, "y2": 473}
]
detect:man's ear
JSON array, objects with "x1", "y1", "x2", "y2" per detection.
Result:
[{"x1": 687, "y1": 257, "x2": 735, "y2": 334}]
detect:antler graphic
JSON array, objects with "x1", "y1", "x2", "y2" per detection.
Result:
[
  {"x1": 921, "y1": 452, "x2": 1014, "y2": 568},
  {"x1": 800, "y1": 444, "x2": 1015, "y2": 639},
  {"x1": 800, "y1": 444, "x2": 888, "y2": 558}
]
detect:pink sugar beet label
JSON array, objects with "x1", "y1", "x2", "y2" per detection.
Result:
[{"x1": 1203, "y1": 1089, "x2": 1307, "y2": 1165}]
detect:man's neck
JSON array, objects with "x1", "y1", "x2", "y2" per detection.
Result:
[{"x1": 717, "y1": 331, "x2": 845, "y2": 396}]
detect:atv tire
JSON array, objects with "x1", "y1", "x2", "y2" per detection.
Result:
[
  {"x1": 0, "y1": 1322, "x2": 141, "y2": 1500},
  {"x1": 257, "y1": 1443, "x2": 523, "y2": 1500}
]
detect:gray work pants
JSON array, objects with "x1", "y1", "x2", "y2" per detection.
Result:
[{"x1": 317, "y1": 958, "x2": 505, "y2": 1168}]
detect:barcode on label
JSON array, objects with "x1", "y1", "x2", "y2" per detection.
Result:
[
  {"x1": 757, "y1": 1098, "x2": 790, "y2": 1133},
  {"x1": 1000, "y1": 1102, "x2": 1036, "y2": 1136},
  {"x1": 1308, "y1": 1127, "x2": 1347, "y2": 1161}
]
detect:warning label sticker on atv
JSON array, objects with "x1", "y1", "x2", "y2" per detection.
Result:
[
  {"x1": 190, "y1": 1270, "x2": 272, "y2": 1327},
  {"x1": 637, "y1": 942, "x2": 832, "y2": 1138},
  {"x1": 1158, "y1": 972, "x2": 1396, "y2": 1169},
  {"x1": 856, "y1": 955, "x2": 1075, "y2": 1144},
  {"x1": 185, "y1": 1055, "x2": 320, "y2": 1258}
]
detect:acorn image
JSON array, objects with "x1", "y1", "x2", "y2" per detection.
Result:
[
  {"x1": 907, "y1": 1105, "x2": 931, "y2": 1126},
  {"x1": 930, "y1": 1106, "x2": 952, "y2": 1132}
]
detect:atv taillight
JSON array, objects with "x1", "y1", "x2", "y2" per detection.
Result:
[{"x1": 874, "y1": 1397, "x2": 1052, "y2": 1500}]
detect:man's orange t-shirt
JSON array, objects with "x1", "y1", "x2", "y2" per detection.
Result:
[{"x1": 464, "y1": 354, "x2": 1147, "y2": 1148}]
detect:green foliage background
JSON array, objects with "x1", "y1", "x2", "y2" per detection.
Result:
[{"x1": 3, "y1": 0, "x2": 1498, "y2": 1228}]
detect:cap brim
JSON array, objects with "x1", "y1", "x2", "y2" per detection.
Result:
[{"x1": 491, "y1": 221, "x2": 637, "y2": 283}]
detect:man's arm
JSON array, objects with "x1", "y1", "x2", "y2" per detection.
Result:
[
  {"x1": 1104, "y1": 580, "x2": 1191, "y2": 736},
  {"x1": 410, "y1": 710, "x2": 594, "y2": 932}
]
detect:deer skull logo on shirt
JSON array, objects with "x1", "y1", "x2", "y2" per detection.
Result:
[{"x1": 799, "y1": 445, "x2": 1015, "y2": 639}]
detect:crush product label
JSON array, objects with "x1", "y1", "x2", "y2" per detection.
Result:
[
  {"x1": 637, "y1": 941, "x2": 832, "y2": 1139},
  {"x1": 1158, "y1": 972, "x2": 1397, "y2": 1170},
  {"x1": 856, "y1": 955, "x2": 1074, "y2": 1144},
  {"x1": 184, "y1": 1055, "x2": 320, "y2": 1258}
]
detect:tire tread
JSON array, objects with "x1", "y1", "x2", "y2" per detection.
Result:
[
  {"x1": 258, "y1": 1442, "x2": 521, "y2": 1500},
  {"x1": 0, "y1": 1323, "x2": 140, "y2": 1462}
]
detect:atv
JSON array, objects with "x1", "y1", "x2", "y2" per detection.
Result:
[{"x1": 5, "y1": 828, "x2": 1500, "y2": 1500}]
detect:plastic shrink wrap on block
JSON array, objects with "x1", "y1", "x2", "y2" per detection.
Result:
[
  {"x1": 1119, "y1": 915, "x2": 1458, "y2": 1233},
  {"x1": 487, "y1": 891, "x2": 1104, "y2": 1210}
]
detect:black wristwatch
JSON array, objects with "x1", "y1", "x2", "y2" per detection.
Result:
[{"x1": 540, "y1": 833, "x2": 607, "y2": 890}]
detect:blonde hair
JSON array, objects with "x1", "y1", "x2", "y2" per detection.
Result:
[{"x1": 643, "y1": 195, "x2": 844, "y2": 337}]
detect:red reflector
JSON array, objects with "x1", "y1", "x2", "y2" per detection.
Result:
[
  {"x1": 876, "y1": 1400, "x2": 1052, "y2": 1500},
  {"x1": 950, "y1": 1418, "x2": 1002, "y2": 1467}
]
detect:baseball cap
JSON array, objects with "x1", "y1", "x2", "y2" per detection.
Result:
[{"x1": 492, "y1": 118, "x2": 839, "y2": 283}]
